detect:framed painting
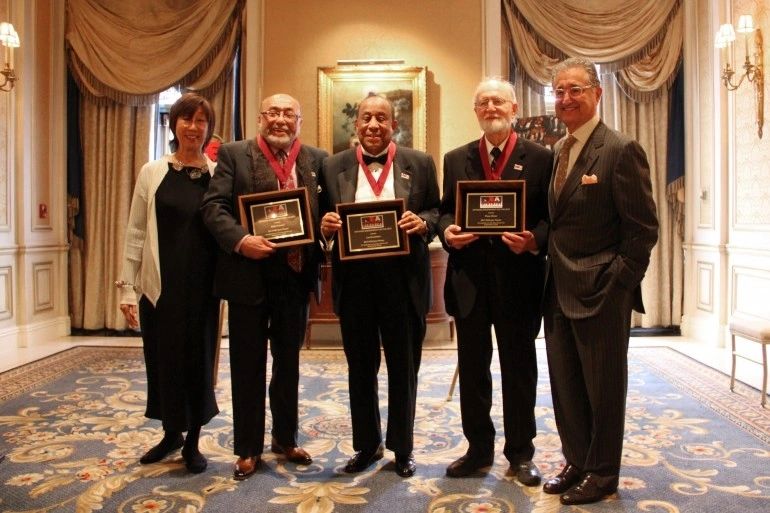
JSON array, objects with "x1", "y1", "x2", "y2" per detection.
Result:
[{"x1": 318, "y1": 64, "x2": 426, "y2": 154}]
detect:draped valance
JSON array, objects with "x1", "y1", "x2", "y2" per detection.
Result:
[
  {"x1": 66, "y1": 0, "x2": 245, "y2": 105},
  {"x1": 504, "y1": 0, "x2": 682, "y2": 101}
]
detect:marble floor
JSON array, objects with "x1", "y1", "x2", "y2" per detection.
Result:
[{"x1": 0, "y1": 332, "x2": 766, "y2": 407}]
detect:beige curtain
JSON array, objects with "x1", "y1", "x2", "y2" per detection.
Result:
[
  {"x1": 66, "y1": 0, "x2": 244, "y2": 105},
  {"x1": 70, "y1": 101, "x2": 151, "y2": 329},
  {"x1": 209, "y1": 73, "x2": 235, "y2": 144},
  {"x1": 504, "y1": 0, "x2": 682, "y2": 101},
  {"x1": 601, "y1": 78, "x2": 682, "y2": 327},
  {"x1": 66, "y1": 0, "x2": 245, "y2": 329},
  {"x1": 503, "y1": 0, "x2": 684, "y2": 327}
]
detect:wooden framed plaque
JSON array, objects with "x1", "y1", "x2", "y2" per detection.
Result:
[
  {"x1": 337, "y1": 198, "x2": 410, "y2": 261},
  {"x1": 455, "y1": 180, "x2": 526, "y2": 234},
  {"x1": 238, "y1": 187, "x2": 314, "y2": 247}
]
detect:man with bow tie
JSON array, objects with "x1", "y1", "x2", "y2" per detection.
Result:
[
  {"x1": 319, "y1": 93, "x2": 440, "y2": 478},
  {"x1": 437, "y1": 78, "x2": 552, "y2": 485},
  {"x1": 201, "y1": 93, "x2": 327, "y2": 481}
]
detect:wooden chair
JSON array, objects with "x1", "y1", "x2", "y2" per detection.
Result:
[{"x1": 729, "y1": 316, "x2": 770, "y2": 407}]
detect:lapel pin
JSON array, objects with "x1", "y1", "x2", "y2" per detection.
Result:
[
  {"x1": 401, "y1": 172, "x2": 410, "y2": 180},
  {"x1": 513, "y1": 163, "x2": 523, "y2": 171}
]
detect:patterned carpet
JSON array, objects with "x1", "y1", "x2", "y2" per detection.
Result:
[{"x1": 0, "y1": 346, "x2": 768, "y2": 512}]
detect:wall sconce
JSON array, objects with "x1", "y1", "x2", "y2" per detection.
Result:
[
  {"x1": 0, "y1": 21, "x2": 19, "y2": 93},
  {"x1": 715, "y1": 15, "x2": 764, "y2": 138}
]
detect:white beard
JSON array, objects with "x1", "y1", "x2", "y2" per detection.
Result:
[{"x1": 479, "y1": 117, "x2": 511, "y2": 135}]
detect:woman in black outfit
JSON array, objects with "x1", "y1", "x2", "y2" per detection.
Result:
[{"x1": 118, "y1": 93, "x2": 220, "y2": 473}]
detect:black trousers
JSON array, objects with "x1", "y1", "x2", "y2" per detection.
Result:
[
  {"x1": 227, "y1": 270, "x2": 308, "y2": 458},
  {"x1": 454, "y1": 287, "x2": 538, "y2": 464},
  {"x1": 338, "y1": 260, "x2": 424, "y2": 456}
]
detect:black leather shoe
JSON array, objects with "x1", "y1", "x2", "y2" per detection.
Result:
[
  {"x1": 395, "y1": 453, "x2": 416, "y2": 478},
  {"x1": 543, "y1": 463, "x2": 582, "y2": 494},
  {"x1": 513, "y1": 460, "x2": 541, "y2": 486},
  {"x1": 560, "y1": 474, "x2": 617, "y2": 505},
  {"x1": 271, "y1": 438, "x2": 313, "y2": 465},
  {"x1": 182, "y1": 447, "x2": 207, "y2": 474},
  {"x1": 445, "y1": 454, "x2": 493, "y2": 478},
  {"x1": 139, "y1": 434, "x2": 184, "y2": 464},
  {"x1": 344, "y1": 445, "x2": 384, "y2": 473}
]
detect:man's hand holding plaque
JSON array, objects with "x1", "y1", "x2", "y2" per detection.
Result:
[
  {"x1": 238, "y1": 187, "x2": 315, "y2": 248},
  {"x1": 321, "y1": 198, "x2": 419, "y2": 261}
]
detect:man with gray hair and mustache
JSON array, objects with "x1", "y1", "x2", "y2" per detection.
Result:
[
  {"x1": 202, "y1": 93, "x2": 327, "y2": 481},
  {"x1": 438, "y1": 78, "x2": 552, "y2": 484}
]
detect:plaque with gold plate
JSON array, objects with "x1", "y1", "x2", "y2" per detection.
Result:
[
  {"x1": 238, "y1": 187, "x2": 314, "y2": 247},
  {"x1": 337, "y1": 198, "x2": 410, "y2": 261},
  {"x1": 455, "y1": 180, "x2": 526, "y2": 235}
]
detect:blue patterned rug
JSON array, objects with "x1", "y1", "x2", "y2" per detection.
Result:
[{"x1": 0, "y1": 346, "x2": 768, "y2": 512}]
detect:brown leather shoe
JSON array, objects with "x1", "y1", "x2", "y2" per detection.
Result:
[
  {"x1": 543, "y1": 463, "x2": 582, "y2": 494},
  {"x1": 560, "y1": 473, "x2": 617, "y2": 505},
  {"x1": 271, "y1": 439, "x2": 312, "y2": 465},
  {"x1": 233, "y1": 456, "x2": 261, "y2": 481}
]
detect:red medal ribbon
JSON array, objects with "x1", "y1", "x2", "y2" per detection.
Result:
[
  {"x1": 357, "y1": 142, "x2": 396, "y2": 197},
  {"x1": 258, "y1": 135, "x2": 301, "y2": 186},
  {"x1": 479, "y1": 131, "x2": 517, "y2": 180}
]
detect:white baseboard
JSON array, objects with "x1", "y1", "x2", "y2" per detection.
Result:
[{"x1": 0, "y1": 317, "x2": 71, "y2": 347}]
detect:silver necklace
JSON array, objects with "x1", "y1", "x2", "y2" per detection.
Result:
[{"x1": 171, "y1": 155, "x2": 206, "y2": 180}]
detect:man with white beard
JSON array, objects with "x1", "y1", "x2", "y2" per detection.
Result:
[{"x1": 437, "y1": 78, "x2": 553, "y2": 484}]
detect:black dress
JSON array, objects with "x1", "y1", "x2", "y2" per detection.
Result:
[{"x1": 138, "y1": 164, "x2": 219, "y2": 431}]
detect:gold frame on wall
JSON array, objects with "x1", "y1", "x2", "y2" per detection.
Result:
[{"x1": 317, "y1": 64, "x2": 427, "y2": 154}]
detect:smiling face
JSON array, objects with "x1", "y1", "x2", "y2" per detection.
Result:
[
  {"x1": 473, "y1": 85, "x2": 517, "y2": 137},
  {"x1": 355, "y1": 95, "x2": 397, "y2": 155},
  {"x1": 259, "y1": 94, "x2": 302, "y2": 149},
  {"x1": 174, "y1": 106, "x2": 210, "y2": 153},
  {"x1": 553, "y1": 66, "x2": 602, "y2": 133}
]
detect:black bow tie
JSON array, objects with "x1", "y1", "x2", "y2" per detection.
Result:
[{"x1": 362, "y1": 154, "x2": 388, "y2": 166}]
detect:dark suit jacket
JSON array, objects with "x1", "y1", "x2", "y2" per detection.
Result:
[
  {"x1": 201, "y1": 139, "x2": 328, "y2": 305},
  {"x1": 437, "y1": 137, "x2": 553, "y2": 321},
  {"x1": 547, "y1": 121, "x2": 658, "y2": 319},
  {"x1": 320, "y1": 146, "x2": 440, "y2": 317}
]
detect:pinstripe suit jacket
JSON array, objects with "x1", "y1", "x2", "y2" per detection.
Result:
[{"x1": 546, "y1": 122, "x2": 658, "y2": 319}]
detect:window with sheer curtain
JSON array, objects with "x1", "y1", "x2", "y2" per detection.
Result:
[{"x1": 65, "y1": 0, "x2": 245, "y2": 329}]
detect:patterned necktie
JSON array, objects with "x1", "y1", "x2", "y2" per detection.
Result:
[
  {"x1": 490, "y1": 146, "x2": 502, "y2": 171},
  {"x1": 553, "y1": 135, "x2": 577, "y2": 195},
  {"x1": 277, "y1": 149, "x2": 301, "y2": 272},
  {"x1": 275, "y1": 150, "x2": 293, "y2": 186}
]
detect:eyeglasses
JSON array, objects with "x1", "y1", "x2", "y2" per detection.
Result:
[
  {"x1": 474, "y1": 96, "x2": 511, "y2": 109},
  {"x1": 261, "y1": 110, "x2": 300, "y2": 121},
  {"x1": 553, "y1": 85, "x2": 594, "y2": 100}
]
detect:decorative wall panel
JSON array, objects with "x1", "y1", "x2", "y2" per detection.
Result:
[{"x1": 32, "y1": 262, "x2": 53, "y2": 313}]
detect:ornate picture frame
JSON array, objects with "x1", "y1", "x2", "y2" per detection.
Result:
[{"x1": 317, "y1": 64, "x2": 427, "y2": 154}]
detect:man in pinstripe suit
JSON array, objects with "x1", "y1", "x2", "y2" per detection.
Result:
[{"x1": 543, "y1": 57, "x2": 658, "y2": 505}]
